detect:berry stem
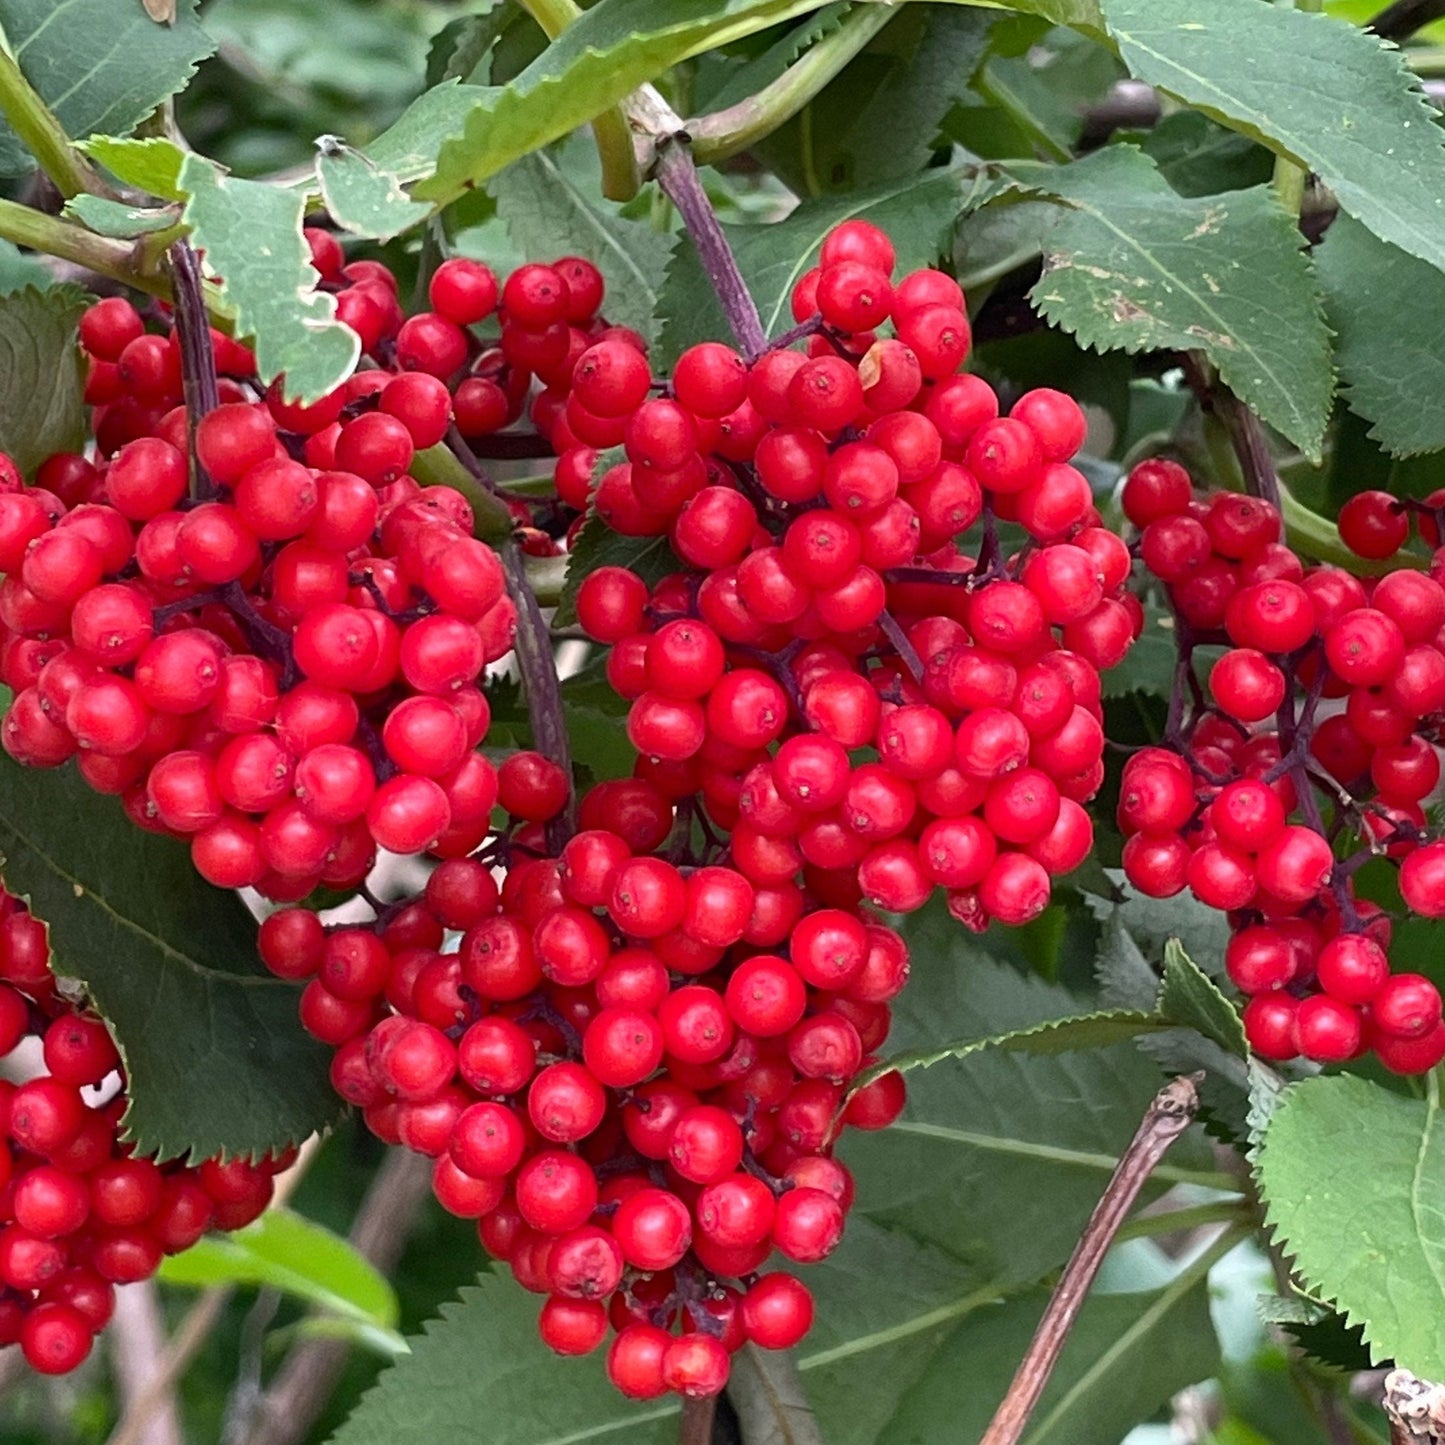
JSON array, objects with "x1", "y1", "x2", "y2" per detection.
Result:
[
  {"x1": 878, "y1": 610, "x2": 924, "y2": 684},
  {"x1": 501, "y1": 536, "x2": 577, "y2": 851},
  {"x1": 168, "y1": 239, "x2": 220, "y2": 502},
  {"x1": 678, "y1": 1396, "x2": 717, "y2": 1445},
  {"x1": 686, "y1": 3, "x2": 897, "y2": 165},
  {"x1": 979, "y1": 1074, "x2": 1205, "y2": 1445},
  {"x1": 0, "y1": 47, "x2": 110, "y2": 200},
  {"x1": 1181, "y1": 353, "x2": 1283, "y2": 515},
  {"x1": 637, "y1": 99, "x2": 767, "y2": 357}
]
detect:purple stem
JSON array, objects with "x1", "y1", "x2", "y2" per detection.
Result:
[
  {"x1": 651, "y1": 133, "x2": 767, "y2": 359},
  {"x1": 501, "y1": 537, "x2": 576, "y2": 852},
  {"x1": 168, "y1": 240, "x2": 219, "y2": 501}
]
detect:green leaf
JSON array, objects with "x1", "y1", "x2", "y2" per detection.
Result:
[
  {"x1": 329, "y1": 1273, "x2": 681, "y2": 1445},
  {"x1": 656, "y1": 167, "x2": 972, "y2": 365},
  {"x1": 0, "y1": 754, "x2": 338, "y2": 1162},
  {"x1": 316, "y1": 143, "x2": 431, "y2": 243},
  {"x1": 425, "y1": 6, "x2": 513, "y2": 88},
  {"x1": 936, "y1": 0, "x2": 1103, "y2": 30},
  {"x1": 854, "y1": 1008, "x2": 1167, "y2": 1091},
  {"x1": 1100, "y1": 599, "x2": 1178, "y2": 700},
  {"x1": 179, "y1": 155, "x2": 361, "y2": 403},
  {"x1": 0, "y1": 285, "x2": 86, "y2": 476},
  {"x1": 160, "y1": 1208, "x2": 400, "y2": 1333},
  {"x1": 1103, "y1": 0, "x2": 1445, "y2": 277},
  {"x1": 487, "y1": 144, "x2": 675, "y2": 346},
  {"x1": 0, "y1": 240, "x2": 54, "y2": 294},
  {"x1": 1136, "y1": 110, "x2": 1274, "y2": 199},
  {"x1": 1008, "y1": 146, "x2": 1333, "y2": 460},
  {"x1": 0, "y1": 0, "x2": 214, "y2": 175},
  {"x1": 412, "y1": 0, "x2": 849, "y2": 207},
  {"x1": 1315, "y1": 214, "x2": 1445, "y2": 458},
  {"x1": 553, "y1": 509, "x2": 680, "y2": 628},
  {"x1": 1158, "y1": 938, "x2": 1247, "y2": 1056},
  {"x1": 727, "y1": 1346, "x2": 823, "y2": 1445},
  {"x1": 1258, "y1": 1071, "x2": 1445, "y2": 1378},
  {"x1": 78, "y1": 135, "x2": 186, "y2": 199},
  {"x1": 63, "y1": 194, "x2": 177, "y2": 239}
]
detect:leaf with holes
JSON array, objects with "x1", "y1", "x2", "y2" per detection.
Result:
[
  {"x1": 316, "y1": 144, "x2": 431, "y2": 242},
  {"x1": 488, "y1": 145, "x2": 675, "y2": 345},
  {"x1": 1008, "y1": 146, "x2": 1332, "y2": 459},
  {"x1": 179, "y1": 155, "x2": 360, "y2": 403},
  {"x1": 1103, "y1": 0, "x2": 1445, "y2": 276},
  {"x1": 1315, "y1": 214, "x2": 1445, "y2": 458},
  {"x1": 0, "y1": 754, "x2": 338, "y2": 1162},
  {"x1": 0, "y1": 286, "x2": 86, "y2": 475},
  {"x1": 1258, "y1": 1072, "x2": 1445, "y2": 1378},
  {"x1": 656, "y1": 167, "x2": 974, "y2": 365},
  {"x1": 0, "y1": 0, "x2": 214, "y2": 174}
]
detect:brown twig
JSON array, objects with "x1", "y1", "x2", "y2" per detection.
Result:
[
  {"x1": 1180, "y1": 353, "x2": 1282, "y2": 514},
  {"x1": 238, "y1": 1150, "x2": 435, "y2": 1445},
  {"x1": 1384, "y1": 1369, "x2": 1445, "y2": 1443},
  {"x1": 1369, "y1": 0, "x2": 1445, "y2": 41},
  {"x1": 108, "y1": 1284, "x2": 185, "y2": 1445},
  {"x1": 979, "y1": 1074, "x2": 1203, "y2": 1445},
  {"x1": 680, "y1": 1396, "x2": 718, "y2": 1445}
]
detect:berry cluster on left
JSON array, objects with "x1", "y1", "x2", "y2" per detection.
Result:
[{"x1": 0, "y1": 881, "x2": 287, "y2": 1375}]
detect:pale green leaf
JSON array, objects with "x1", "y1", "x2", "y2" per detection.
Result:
[
  {"x1": 0, "y1": 286, "x2": 86, "y2": 475},
  {"x1": 63, "y1": 194, "x2": 178, "y2": 239},
  {"x1": 1009, "y1": 146, "x2": 1332, "y2": 459},
  {"x1": 179, "y1": 155, "x2": 360, "y2": 403},
  {"x1": 317, "y1": 144, "x2": 431, "y2": 243},
  {"x1": 1104, "y1": 0, "x2": 1445, "y2": 276},
  {"x1": 488, "y1": 145, "x2": 675, "y2": 345},
  {"x1": 1315, "y1": 213, "x2": 1445, "y2": 458},
  {"x1": 78, "y1": 135, "x2": 186, "y2": 199},
  {"x1": 0, "y1": 0, "x2": 213, "y2": 174},
  {"x1": 1259, "y1": 1072, "x2": 1445, "y2": 1378},
  {"x1": 160, "y1": 1208, "x2": 399, "y2": 1330},
  {"x1": 0, "y1": 240, "x2": 54, "y2": 294}
]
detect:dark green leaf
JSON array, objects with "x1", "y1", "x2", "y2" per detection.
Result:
[
  {"x1": 695, "y1": 3, "x2": 851, "y2": 112},
  {"x1": 0, "y1": 754, "x2": 338, "y2": 1162},
  {"x1": 1258, "y1": 1072, "x2": 1445, "y2": 1378},
  {"x1": 1158, "y1": 938, "x2": 1247, "y2": 1056},
  {"x1": 656, "y1": 167, "x2": 971, "y2": 364},
  {"x1": 1009, "y1": 146, "x2": 1333, "y2": 459},
  {"x1": 1100, "y1": 599, "x2": 1178, "y2": 699},
  {"x1": 1136, "y1": 111, "x2": 1274, "y2": 198},
  {"x1": 160, "y1": 1208, "x2": 400, "y2": 1334},
  {"x1": 179, "y1": 155, "x2": 360, "y2": 403},
  {"x1": 0, "y1": 0, "x2": 214, "y2": 174},
  {"x1": 63, "y1": 194, "x2": 178, "y2": 239},
  {"x1": 488, "y1": 144, "x2": 675, "y2": 345},
  {"x1": 1316, "y1": 214, "x2": 1445, "y2": 458},
  {"x1": 727, "y1": 1346, "x2": 823, "y2": 1445},
  {"x1": 425, "y1": 5, "x2": 514, "y2": 87},
  {"x1": 0, "y1": 286, "x2": 86, "y2": 476},
  {"x1": 0, "y1": 241, "x2": 54, "y2": 294},
  {"x1": 1104, "y1": 0, "x2": 1445, "y2": 276},
  {"x1": 78, "y1": 134, "x2": 186, "y2": 199},
  {"x1": 316, "y1": 143, "x2": 431, "y2": 243}
]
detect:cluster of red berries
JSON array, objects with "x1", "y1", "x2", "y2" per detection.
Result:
[
  {"x1": 565, "y1": 220, "x2": 1137, "y2": 934},
  {"x1": 0, "y1": 261, "x2": 538, "y2": 899},
  {"x1": 0, "y1": 881, "x2": 286, "y2": 1375},
  {"x1": 1120, "y1": 458, "x2": 1445, "y2": 1071},
  {"x1": 258, "y1": 764, "x2": 907, "y2": 1400}
]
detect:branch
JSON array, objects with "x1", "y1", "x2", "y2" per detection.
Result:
[
  {"x1": 979, "y1": 1074, "x2": 1203, "y2": 1445},
  {"x1": 1181, "y1": 352, "x2": 1282, "y2": 514},
  {"x1": 680, "y1": 1396, "x2": 718, "y2": 1445},
  {"x1": 1385, "y1": 1369, "x2": 1445, "y2": 1443},
  {"x1": 1370, "y1": 0, "x2": 1445, "y2": 41},
  {"x1": 0, "y1": 47, "x2": 108, "y2": 199},
  {"x1": 168, "y1": 240, "x2": 219, "y2": 501},
  {"x1": 239, "y1": 1150, "x2": 435, "y2": 1445},
  {"x1": 687, "y1": 5, "x2": 897, "y2": 165},
  {"x1": 502, "y1": 535, "x2": 577, "y2": 851},
  {"x1": 107, "y1": 1284, "x2": 184, "y2": 1445},
  {"x1": 0, "y1": 197, "x2": 166, "y2": 291}
]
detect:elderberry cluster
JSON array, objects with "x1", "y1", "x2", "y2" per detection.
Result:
[
  {"x1": 568, "y1": 220, "x2": 1136, "y2": 933},
  {"x1": 0, "y1": 881, "x2": 285, "y2": 1375},
  {"x1": 1121, "y1": 459, "x2": 1445, "y2": 1072}
]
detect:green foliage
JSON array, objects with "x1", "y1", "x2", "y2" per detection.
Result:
[
  {"x1": 488, "y1": 142, "x2": 675, "y2": 345},
  {"x1": 317, "y1": 143, "x2": 432, "y2": 242},
  {"x1": 0, "y1": 285, "x2": 86, "y2": 474},
  {"x1": 1258, "y1": 1072, "x2": 1445, "y2": 1378},
  {"x1": 62, "y1": 195, "x2": 177, "y2": 239},
  {"x1": 1103, "y1": 0, "x2": 1445, "y2": 275},
  {"x1": 78, "y1": 134, "x2": 186, "y2": 197},
  {"x1": 554, "y1": 507, "x2": 680, "y2": 628},
  {"x1": 0, "y1": 754, "x2": 337, "y2": 1161},
  {"x1": 179, "y1": 154, "x2": 360, "y2": 401},
  {"x1": 1158, "y1": 939, "x2": 1248, "y2": 1057},
  {"x1": 657, "y1": 167, "x2": 972, "y2": 363},
  {"x1": 0, "y1": 0, "x2": 214, "y2": 174},
  {"x1": 161, "y1": 1208, "x2": 403, "y2": 1348},
  {"x1": 1316, "y1": 214, "x2": 1445, "y2": 458},
  {"x1": 1007, "y1": 146, "x2": 1333, "y2": 458}
]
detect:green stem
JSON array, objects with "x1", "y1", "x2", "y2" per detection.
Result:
[
  {"x1": 0, "y1": 47, "x2": 106, "y2": 199},
  {"x1": 688, "y1": 4, "x2": 898, "y2": 165},
  {"x1": 517, "y1": 0, "x2": 640, "y2": 200},
  {"x1": 1270, "y1": 0, "x2": 1323, "y2": 212},
  {"x1": 0, "y1": 196, "x2": 151, "y2": 287},
  {"x1": 410, "y1": 442, "x2": 515, "y2": 544},
  {"x1": 1112, "y1": 1198, "x2": 1248, "y2": 1245},
  {"x1": 526, "y1": 552, "x2": 568, "y2": 608}
]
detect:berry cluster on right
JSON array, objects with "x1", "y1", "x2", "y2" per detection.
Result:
[{"x1": 1121, "y1": 459, "x2": 1445, "y2": 1071}]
